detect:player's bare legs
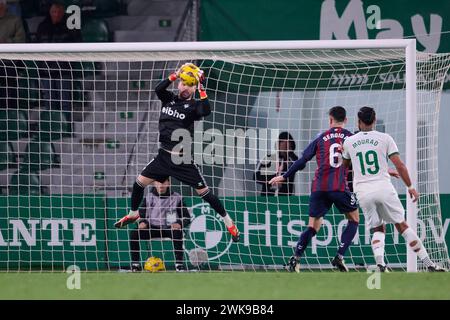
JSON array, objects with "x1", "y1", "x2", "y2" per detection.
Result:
[
  {"x1": 308, "y1": 216, "x2": 323, "y2": 232},
  {"x1": 195, "y1": 186, "x2": 240, "y2": 242},
  {"x1": 370, "y1": 224, "x2": 387, "y2": 272},
  {"x1": 369, "y1": 221, "x2": 446, "y2": 272},
  {"x1": 395, "y1": 221, "x2": 446, "y2": 272},
  {"x1": 114, "y1": 175, "x2": 155, "y2": 228}
]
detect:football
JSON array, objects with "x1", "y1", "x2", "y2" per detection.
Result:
[
  {"x1": 144, "y1": 256, "x2": 166, "y2": 272},
  {"x1": 179, "y1": 63, "x2": 201, "y2": 86}
]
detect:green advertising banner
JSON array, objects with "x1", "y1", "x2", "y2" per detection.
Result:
[
  {"x1": 200, "y1": 0, "x2": 450, "y2": 89},
  {"x1": 1, "y1": 194, "x2": 449, "y2": 270},
  {"x1": 200, "y1": 0, "x2": 450, "y2": 53},
  {"x1": 0, "y1": 196, "x2": 106, "y2": 270}
]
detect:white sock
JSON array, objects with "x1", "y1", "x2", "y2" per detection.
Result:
[
  {"x1": 223, "y1": 214, "x2": 234, "y2": 228},
  {"x1": 128, "y1": 210, "x2": 139, "y2": 218},
  {"x1": 401, "y1": 227, "x2": 434, "y2": 267},
  {"x1": 371, "y1": 231, "x2": 386, "y2": 266}
]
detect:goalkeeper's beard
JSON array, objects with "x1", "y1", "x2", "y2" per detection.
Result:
[{"x1": 179, "y1": 89, "x2": 194, "y2": 100}]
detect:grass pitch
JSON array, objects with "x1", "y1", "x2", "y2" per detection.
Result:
[{"x1": 1, "y1": 271, "x2": 449, "y2": 300}]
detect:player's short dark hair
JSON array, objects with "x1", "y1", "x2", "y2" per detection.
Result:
[
  {"x1": 358, "y1": 106, "x2": 376, "y2": 125},
  {"x1": 328, "y1": 106, "x2": 346, "y2": 122}
]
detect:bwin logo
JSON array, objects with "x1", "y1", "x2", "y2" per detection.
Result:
[{"x1": 162, "y1": 106, "x2": 186, "y2": 120}]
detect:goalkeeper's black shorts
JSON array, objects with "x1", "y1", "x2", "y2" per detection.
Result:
[{"x1": 140, "y1": 148, "x2": 208, "y2": 189}]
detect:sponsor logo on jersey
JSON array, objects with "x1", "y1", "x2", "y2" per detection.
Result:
[{"x1": 162, "y1": 106, "x2": 186, "y2": 120}]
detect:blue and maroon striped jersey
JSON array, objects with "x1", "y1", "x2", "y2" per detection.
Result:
[{"x1": 283, "y1": 127, "x2": 353, "y2": 192}]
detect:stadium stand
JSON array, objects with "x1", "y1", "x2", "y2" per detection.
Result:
[
  {"x1": 0, "y1": 0, "x2": 194, "y2": 196},
  {"x1": 81, "y1": 18, "x2": 110, "y2": 42}
]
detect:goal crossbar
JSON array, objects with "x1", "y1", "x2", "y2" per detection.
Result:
[{"x1": 0, "y1": 39, "x2": 416, "y2": 53}]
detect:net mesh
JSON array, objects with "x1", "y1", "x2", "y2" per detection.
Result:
[{"x1": 0, "y1": 45, "x2": 449, "y2": 271}]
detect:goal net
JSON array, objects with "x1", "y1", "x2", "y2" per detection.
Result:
[{"x1": 0, "y1": 41, "x2": 449, "y2": 272}]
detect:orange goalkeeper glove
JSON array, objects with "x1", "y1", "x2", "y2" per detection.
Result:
[
  {"x1": 168, "y1": 72, "x2": 178, "y2": 82},
  {"x1": 197, "y1": 70, "x2": 207, "y2": 99},
  {"x1": 170, "y1": 63, "x2": 192, "y2": 81}
]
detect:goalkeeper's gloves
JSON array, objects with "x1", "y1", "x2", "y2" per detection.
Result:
[
  {"x1": 168, "y1": 72, "x2": 178, "y2": 82},
  {"x1": 169, "y1": 64, "x2": 184, "y2": 81},
  {"x1": 197, "y1": 70, "x2": 207, "y2": 99}
]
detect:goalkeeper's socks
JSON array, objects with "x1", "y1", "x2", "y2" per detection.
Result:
[
  {"x1": 200, "y1": 189, "x2": 227, "y2": 217},
  {"x1": 401, "y1": 227, "x2": 434, "y2": 268},
  {"x1": 295, "y1": 227, "x2": 316, "y2": 257},
  {"x1": 114, "y1": 210, "x2": 139, "y2": 228},
  {"x1": 128, "y1": 210, "x2": 139, "y2": 219},
  {"x1": 222, "y1": 214, "x2": 234, "y2": 228},
  {"x1": 337, "y1": 220, "x2": 358, "y2": 257},
  {"x1": 131, "y1": 180, "x2": 146, "y2": 211},
  {"x1": 371, "y1": 231, "x2": 386, "y2": 266},
  {"x1": 199, "y1": 189, "x2": 239, "y2": 241}
]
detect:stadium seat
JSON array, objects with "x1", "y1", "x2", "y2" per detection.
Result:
[
  {"x1": 0, "y1": 110, "x2": 29, "y2": 141},
  {"x1": 97, "y1": 0, "x2": 122, "y2": 16},
  {"x1": 81, "y1": 19, "x2": 110, "y2": 42},
  {"x1": 37, "y1": 110, "x2": 72, "y2": 141},
  {"x1": 9, "y1": 169, "x2": 41, "y2": 195},
  {"x1": 0, "y1": 142, "x2": 15, "y2": 171},
  {"x1": 21, "y1": 139, "x2": 60, "y2": 172}
]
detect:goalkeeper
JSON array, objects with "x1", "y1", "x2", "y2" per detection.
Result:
[{"x1": 115, "y1": 63, "x2": 240, "y2": 242}]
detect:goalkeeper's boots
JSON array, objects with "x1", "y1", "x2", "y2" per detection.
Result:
[
  {"x1": 428, "y1": 265, "x2": 447, "y2": 272},
  {"x1": 285, "y1": 256, "x2": 300, "y2": 273},
  {"x1": 331, "y1": 255, "x2": 349, "y2": 272},
  {"x1": 114, "y1": 211, "x2": 140, "y2": 228},
  {"x1": 131, "y1": 263, "x2": 142, "y2": 272},
  {"x1": 227, "y1": 224, "x2": 240, "y2": 242}
]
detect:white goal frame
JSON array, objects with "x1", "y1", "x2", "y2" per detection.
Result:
[{"x1": 0, "y1": 39, "x2": 419, "y2": 272}]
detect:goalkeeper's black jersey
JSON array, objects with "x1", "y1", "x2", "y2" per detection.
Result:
[{"x1": 155, "y1": 79, "x2": 211, "y2": 151}]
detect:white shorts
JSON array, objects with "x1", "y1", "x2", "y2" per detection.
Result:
[{"x1": 355, "y1": 183, "x2": 405, "y2": 229}]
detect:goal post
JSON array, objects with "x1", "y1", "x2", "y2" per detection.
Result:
[
  {"x1": 405, "y1": 40, "x2": 418, "y2": 272},
  {"x1": 0, "y1": 39, "x2": 448, "y2": 272}
]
